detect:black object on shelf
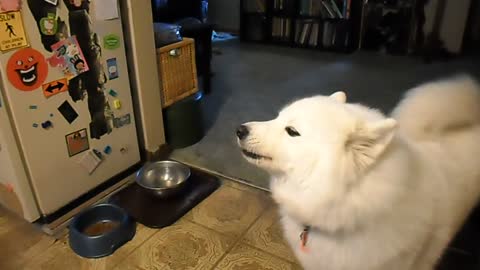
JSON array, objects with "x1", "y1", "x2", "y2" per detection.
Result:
[
  {"x1": 358, "y1": 0, "x2": 416, "y2": 55},
  {"x1": 240, "y1": 0, "x2": 363, "y2": 53}
]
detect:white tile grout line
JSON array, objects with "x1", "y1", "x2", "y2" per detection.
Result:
[{"x1": 169, "y1": 158, "x2": 271, "y2": 193}]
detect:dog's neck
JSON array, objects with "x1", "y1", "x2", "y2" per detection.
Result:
[{"x1": 270, "y1": 136, "x2": 416, "y2": 234}]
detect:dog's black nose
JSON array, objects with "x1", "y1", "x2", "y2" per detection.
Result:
[{"x1": 236, "y1": 125, "x2": 250, "y2": 140}]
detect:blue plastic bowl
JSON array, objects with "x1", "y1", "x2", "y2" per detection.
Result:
[{"x1": 69, "y1": 203, "x2": 136, "y2": 258}]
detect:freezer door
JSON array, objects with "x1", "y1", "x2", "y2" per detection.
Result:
[{"x1": 0, "y1": 2, "x2": 141, "y2": 215}]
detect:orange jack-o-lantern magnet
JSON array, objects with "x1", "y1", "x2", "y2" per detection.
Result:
[{"x1": 7, "y1": 48, "x2": 48, "y2": 91}]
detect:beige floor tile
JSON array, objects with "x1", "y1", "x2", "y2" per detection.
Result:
[
  {"x1": 23, "y1": 224, "x2": 157, "y2": 270},
  {"x1": 222, "y1": 178, "x2": 270, "y2": 195},
  {"x1": 214, "y1": 243, "x2": 302, "y2": 270},
  {"x1": 242, "y1": 207, "x2": 298, "y2": 264},
  {"x1": 116, "y1": 220, "x2": 234, "y2": 270},
  {"x1": 184, "y1": 185, "x2": 272, "y2": 237},
  {"x1": 0, "y1": 207, "x2": 57, "y2": 270}
]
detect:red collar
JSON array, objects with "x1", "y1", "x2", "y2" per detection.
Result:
[{"x1": 299, "y1": 225, "x2": 311, "y2": 253}]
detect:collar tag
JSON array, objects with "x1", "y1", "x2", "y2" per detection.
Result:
[{"x1": 299, "y1": 226, "x2": 311, "y2": 253}]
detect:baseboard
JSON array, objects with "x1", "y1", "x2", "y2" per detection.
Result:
[{"x1": 213, "y1": 27, "x2": 239, "y2": 35}]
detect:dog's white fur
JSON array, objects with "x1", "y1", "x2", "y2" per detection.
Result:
[{"x1": 238, "y1": 75, "x2": 480, "y2": 270}]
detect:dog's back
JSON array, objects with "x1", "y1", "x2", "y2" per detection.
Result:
[{"x1": 391, "y1": 75, "x2": 480, "y2": 269}]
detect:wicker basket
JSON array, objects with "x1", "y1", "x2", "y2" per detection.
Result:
[{"x1": 156, "y1": 38, "x2": 198, "y2": 108}]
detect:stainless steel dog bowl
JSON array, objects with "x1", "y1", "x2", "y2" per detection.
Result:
[{"x1": 135, "y1": 160, "x2": 191, "y2": 198}]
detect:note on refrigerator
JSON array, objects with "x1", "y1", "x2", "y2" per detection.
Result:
[
  {"x1": 78, "y1": 150, "x2": 103, "y2": 174},
  {"x1": 94, "y1": 0, "x2": 119, "y2": 20}
]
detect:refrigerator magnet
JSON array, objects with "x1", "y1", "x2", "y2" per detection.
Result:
[
  {"x1": 57, "y1": 100, "x2": 79, "y2": 124},
  {"x1": 106, "y1": 58, "x2": 119, "y2": 80},
  {"x1": 50, "y1": 36, "x2": 89, "y2": 79},
  {"x1": 113, "y1": 99, "x2": 121, "y2": 109},
  {"x1": 113, "y1": 113, "x2": 131, "y2": 128},
  {"x1": 39, "y1": 13, "x2": 58, "y2": 35},
  {"x1": 66, "y1": 128, "x2": 89, "y2": 157},
  {"x1": 108, "y1": 89, "x2": 118, "y2": 97},
  {"x1": 0, "y1": 0, "x2": 21, "y2": 13},
  {"x1": 41, "y1": 120, "x2": 53, "y2": 129},
  {"x1": 0, "y1": 10, "x2": 29, "y2": 52},
  {"x1": 43, "y1": 78, "x2": 67, "y2": 98},
  {"x1": 7, "y1": 48, "x2": 48, "y2": 91},
  {"x1": 103, "y1": 34, "x2": 120, "y2": 50},
  {"x1": 103, "y1": 145, "x2": 112, "y2": 155}
]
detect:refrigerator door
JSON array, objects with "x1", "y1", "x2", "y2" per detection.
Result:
[
  {"x1": 0, "y1": 90, "x2": 40, "y2": 222},
  {"x1": 0, "y1": 2, "x2": 140, "y2": 216}
]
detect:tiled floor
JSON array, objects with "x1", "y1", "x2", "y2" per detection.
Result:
[{"x1": 0, "y1": 179, "x2": 302, "y2": 270}]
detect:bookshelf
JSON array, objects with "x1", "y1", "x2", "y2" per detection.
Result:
[{"x1": 240, "y1": 0, "x2": 363, "y2": 53}]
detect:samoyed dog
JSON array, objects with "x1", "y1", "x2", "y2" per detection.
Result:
[{"x1": 236, "y1": 75, "x2": 480, "y2": 270}]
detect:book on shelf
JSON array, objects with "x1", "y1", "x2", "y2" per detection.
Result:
[
  {"x1": 272, "y1": 17, "x2": 291, "y2": 40},
  {"x1": 320, "y1": 21, "x2": 350, "y2": 48},
  {"x1": 295, "y1": 19, "x2": 321, "y2": 47},
  {"x1": 322, "y1": 21, "x2": 332, "y2": 47},
  {"x1": 299, "y1": 0, "x2": 323, "y2": 16},
  {"x1": 321, "y1": 0, "x2": 336, "y2": 18},
  {"x1": 343, "y1": 0, "x2": 351, "y2": 19},
  {"x1": 298, "y1": 0, "x2": 352, "y2": 19},
  {"x1": 309, "y1": 23, "x2": 320, "y2": 46},
  {"x1": 244, "y1": 0, "x2": 266, "y2": 13},
  {"x1": 274, "y1": 0, "x2": 296, "y2": 12},
  {"x1": 329, "y1": 0, "x2": 343, "y2": 18}
]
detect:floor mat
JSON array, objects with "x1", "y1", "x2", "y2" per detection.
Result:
[{"x1": 109, "y1": 168, "x2": 221, "y2": 228}]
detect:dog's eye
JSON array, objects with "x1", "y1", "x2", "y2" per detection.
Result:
[{"x1": 285, "y1": 126, "x2": 300, "y2": 137}]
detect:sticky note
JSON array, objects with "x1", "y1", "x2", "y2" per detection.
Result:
[
  {"x1": 78, "y1": 150, "x2": 102, "y2": 174},
  {"x1": 94, "y1": 0, "x2": 119, "y2": 20},
  {"x1": 113, "y1": 99, "x2": 121, "y2": 109}
]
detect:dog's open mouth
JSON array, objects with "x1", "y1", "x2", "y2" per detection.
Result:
[{"x1": 242, "y1": 149, "x2": 272, "y2": 160}]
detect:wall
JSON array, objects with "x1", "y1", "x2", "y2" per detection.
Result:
[
  {"x1": 120, "y1": 0, "x2": 166, "y2": 155},
  {"x1": 423, "y1": 0, "x2": 471, "y2": 53},
  {"x1": 208, "y1": 0, "x2": 240, "y2": 32}
]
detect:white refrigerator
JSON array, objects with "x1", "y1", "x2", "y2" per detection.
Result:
[{"x1": 0, "y1": 0, "x2": 141, "y2": 223}]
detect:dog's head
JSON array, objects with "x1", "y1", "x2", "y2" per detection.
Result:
[{"x1": 236, "y1": 92, "x2": 397, "y2": 182}]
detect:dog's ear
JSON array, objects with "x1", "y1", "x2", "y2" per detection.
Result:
[
  {"x1": 346, "y1": 118, "x2": 397, "y2": 172},
  {"x1": 330, "y1": 91, "x2": 347, "y2": 103}
]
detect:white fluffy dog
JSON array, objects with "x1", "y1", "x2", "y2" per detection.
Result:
[{"x1": 236, "y1": 75, "x2": 480, "y2": 270}]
